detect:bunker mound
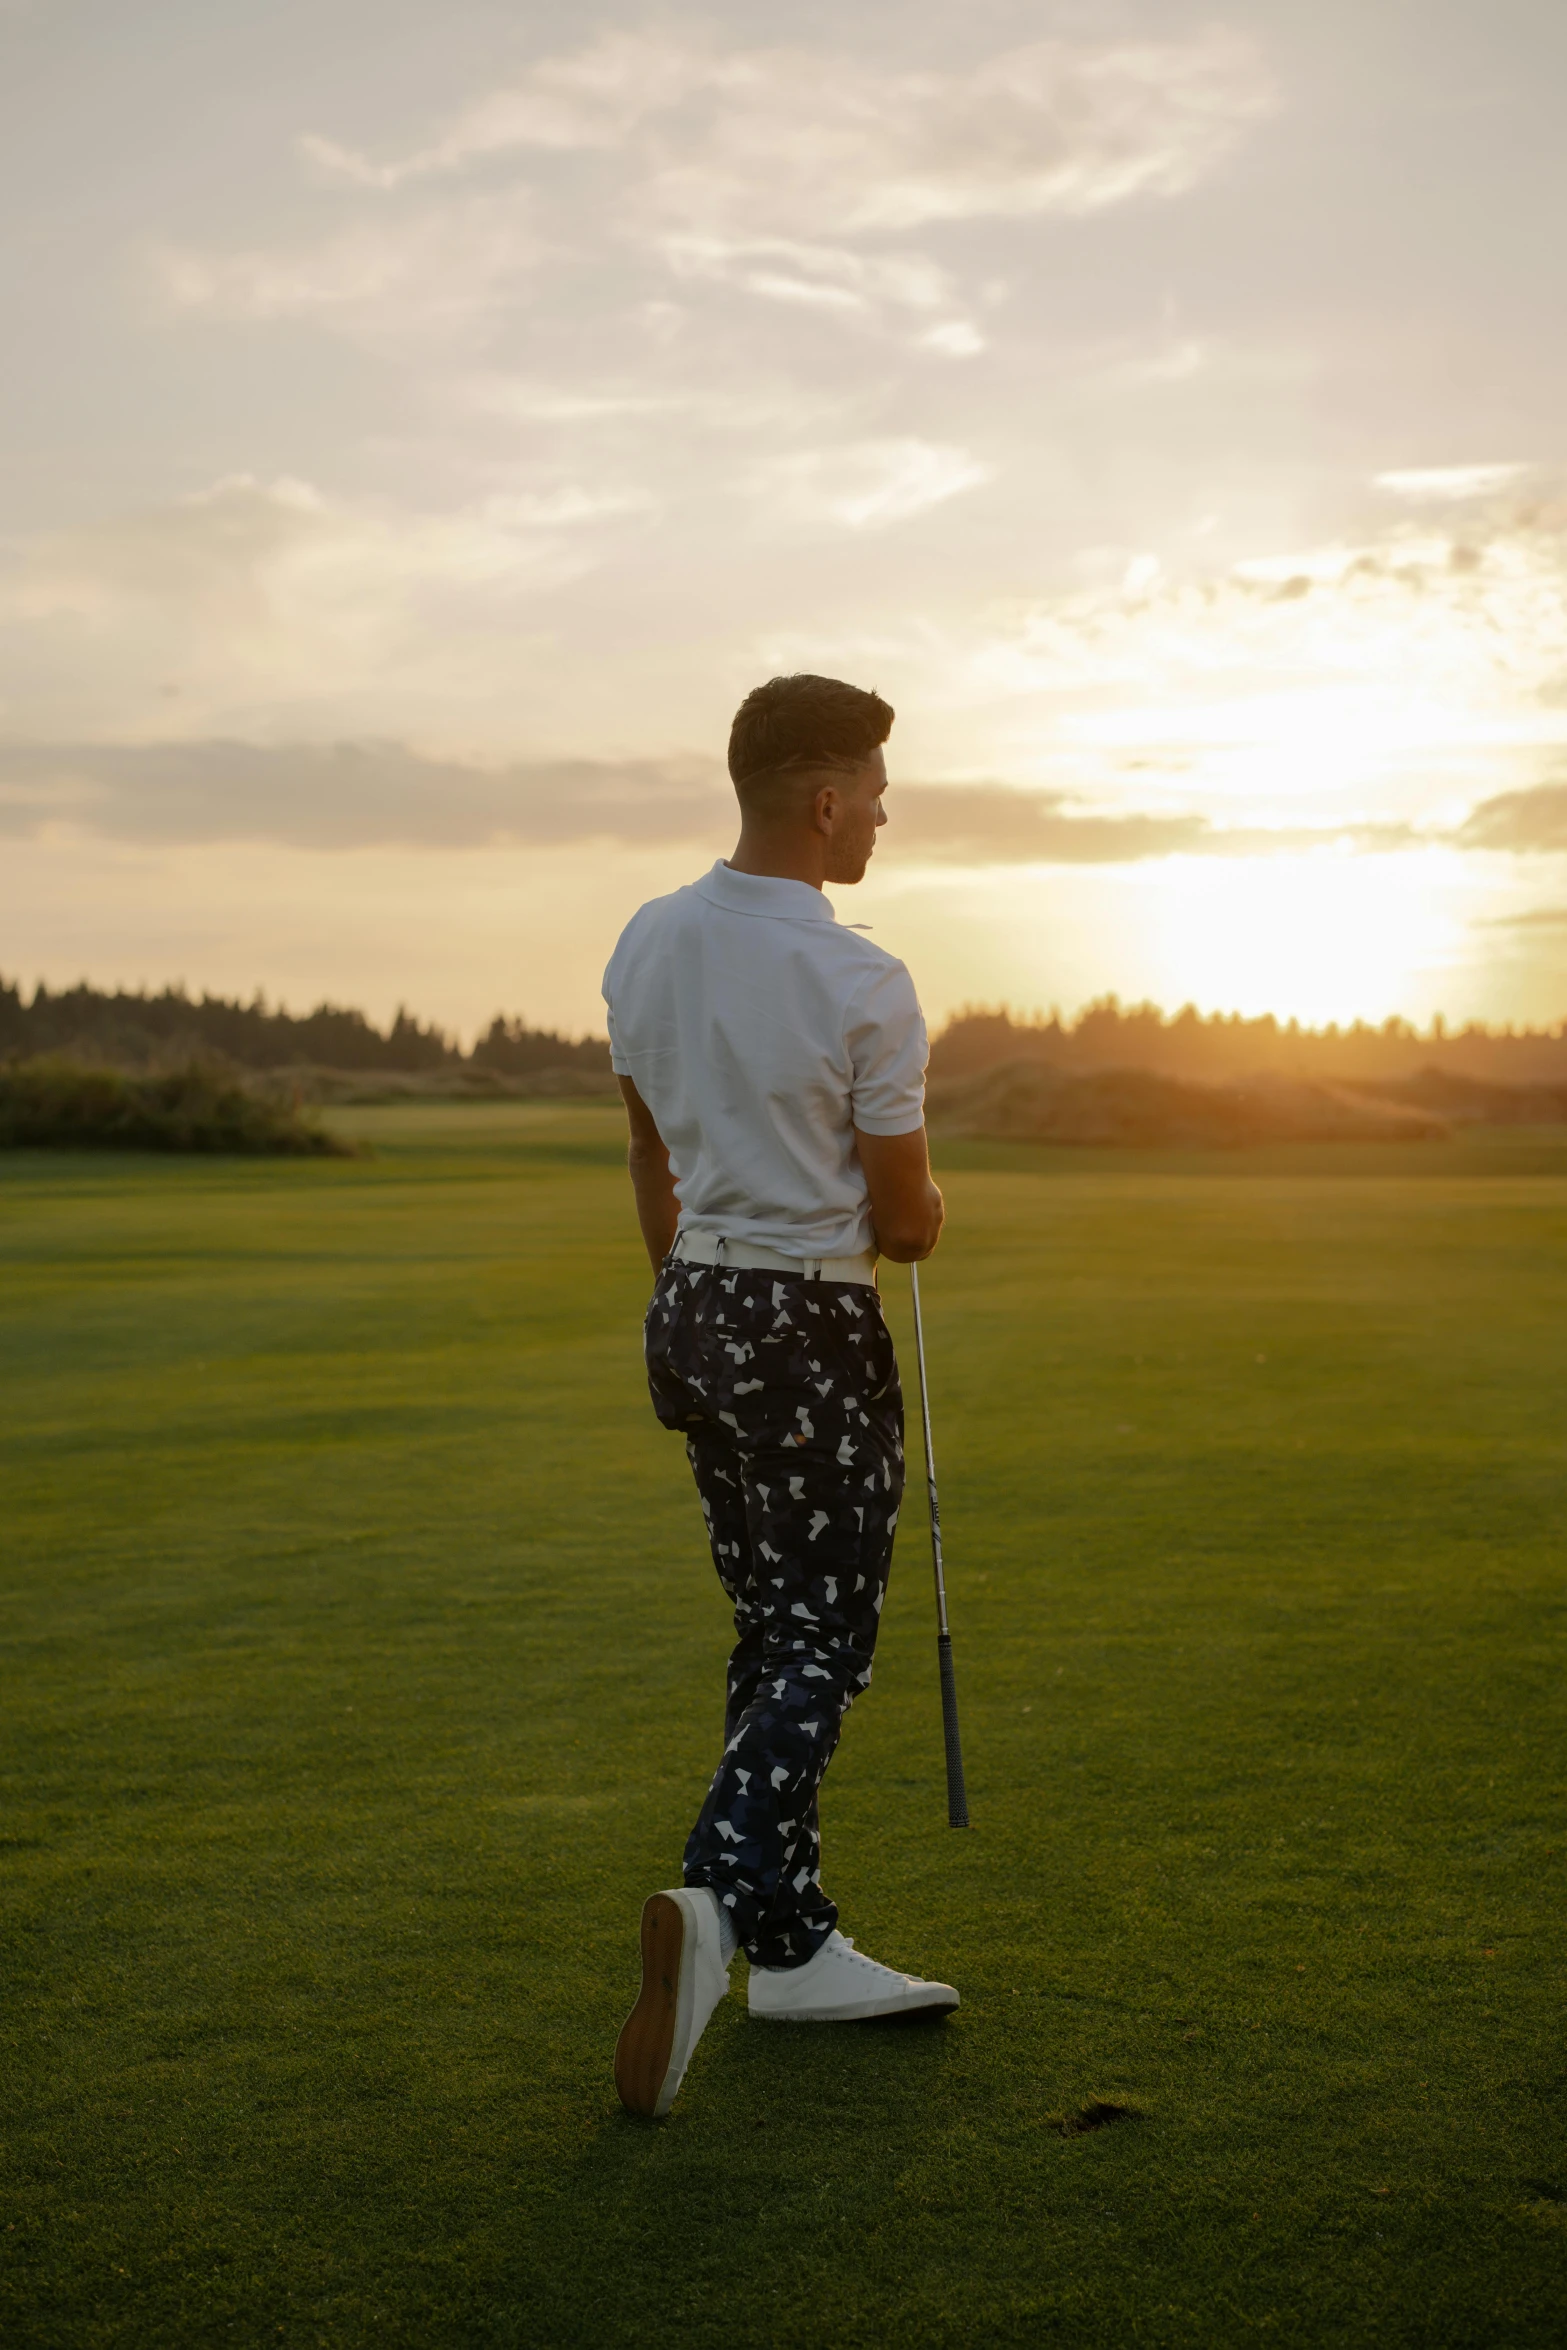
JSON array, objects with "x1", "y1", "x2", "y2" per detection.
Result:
[
  {"x1": 1339, "y1": 1065, "x2": 1567, "y2": 1125},
  {"x1": 926, "y1": 1061, "x2": 1448, "y2": 1148}
]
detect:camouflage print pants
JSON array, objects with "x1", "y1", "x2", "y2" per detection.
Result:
[{"x1": 644, "y1": 1256, "x2": 905, "y2": 1971}]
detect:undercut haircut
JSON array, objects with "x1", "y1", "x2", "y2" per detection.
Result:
[{"x1": 727, "y1": 674, "x2": 894, "y2": 800}]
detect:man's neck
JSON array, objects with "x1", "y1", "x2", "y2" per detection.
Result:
[{"x1": 725, "y1": 833, "x2": 826, "y2": 890}]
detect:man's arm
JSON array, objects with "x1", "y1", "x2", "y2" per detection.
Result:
[
  {"x1": 618, "y1": 1076, "x2": 680, "y2": 1272},
  {"x1": 854, "y1": 1125, "x2": 944, "y2": 1262}
]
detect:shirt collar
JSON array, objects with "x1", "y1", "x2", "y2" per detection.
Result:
[{"x1": 693, "y1": 860, "x2": 837, "y2": 924}]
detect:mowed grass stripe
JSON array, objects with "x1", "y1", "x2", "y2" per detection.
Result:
[{"x1": 2, "y1": 1106, "x2": 1565, "y2": 2347}]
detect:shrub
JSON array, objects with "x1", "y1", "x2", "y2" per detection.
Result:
[{"x1": 0, "y1": 1058, "x2": 352, "y2": 1155}]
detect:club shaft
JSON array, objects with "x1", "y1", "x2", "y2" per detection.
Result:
[{"x1": 909, "y1": 1263, "x2": 970, "y2": 1828}]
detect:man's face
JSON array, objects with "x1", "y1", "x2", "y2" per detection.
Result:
[{"x1": 820, "y1": 747, "x2": 888, "y2": 885}]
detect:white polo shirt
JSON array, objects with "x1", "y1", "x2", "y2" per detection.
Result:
[{"x1": 603, "y1": 860, "x2": 927, "y2": 1260}]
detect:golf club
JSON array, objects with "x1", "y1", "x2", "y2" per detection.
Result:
[{"x1": 909, "y1": 1262, "x2": 970, "y2": 1828}]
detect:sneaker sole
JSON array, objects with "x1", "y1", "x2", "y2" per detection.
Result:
[
  {"x1": 614, "y1": 1892, "x2": 687, "y2": 2117},
  {"x1": 751, "y1": 1986, "x2": 960, "y2": 2024}
]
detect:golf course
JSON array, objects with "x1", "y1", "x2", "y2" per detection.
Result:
[{"x1": 4, "y1": 1102, "x2": 1565, "y2": 2347}]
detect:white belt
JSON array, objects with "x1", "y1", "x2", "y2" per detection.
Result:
[{"x1": 671, "y1": 1230, "x2": 878, "y2": 1287}]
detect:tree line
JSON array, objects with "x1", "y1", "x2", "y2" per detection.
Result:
[
  {"x1": 6, "y1": 976, "x2": 1564, "y2": 1087},
  {"x1": 0, "y1": 981, "x2": 611, "y2": 1077},
  {"x1": 928, "y1": 1002, "x2": 1567, "y2": 1088}
]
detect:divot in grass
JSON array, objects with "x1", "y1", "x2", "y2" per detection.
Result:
[{"x1": 1050, "y1": 2101, "x2": 1142, "y2": 2137}]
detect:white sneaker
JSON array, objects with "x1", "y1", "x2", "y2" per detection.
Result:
[
  {"x1": 614, "y1": 1887, "x2": 731, "y2": 2118},
  {"x1": 747, "y1": 1931, "x2": 959, "y2": 2023}
]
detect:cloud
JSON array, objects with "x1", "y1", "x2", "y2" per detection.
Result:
[
  {"x1": 1479, "y1": 905, "x2": 1567, "y2": 929},
  {"x1": 651, "y1": 235, "x2": 986, "y2": 356},
  {"x1": 749, "y1": 439, "x2": 991, "y2": 532},
  {"x1": 1376, "y1": 464, "x2": 1531, "y2": 501},
  {"x1": 655, "y1": 243, "x2": 993, "y2": 369},
  {"x1": 12, "y1": 472, "x2": 647, "y2": 620},
  {"x1": 316, "y1": 27, "x2": 1272, "y2": 233},
  {"x1": 11, "y1": 469, "x2": 1567, "y2": 826},
  {"x1": 972, "y1": 505, "x2": 1567, "y2": 714},
  {"x1": 0, "y1": 740, "x2": 729, "y2": 850},
  {"x1": 0, "y1": 744, "x2": 1423, "y2": 864},
  {"x1": 299, "y1": 32, "x2": 704, "y2": 184},
  {"x1": 890, "y1": 785, "x2": 1209, "y2": 863},
  {"x1": 154, "y1": 192, "x2": 537, "y2": 337},
  {"x1": 920, "y1": 320, "x2": 986, "y2": 358},
  {"x1": 661, "y1": 234, "x2": 948, "y2": 315},
  {"x1": 665, "y1": 29, "x2": 1274, "y2": 238},
  {"x1": 892, "y1": 788, "x2": 1417, "y2": 864},
  {"x1": 172, "y1": 28, "x2": 1269, "y2": 352},
  {"x1": 1457, "y1": 783, "x2": 1567, "y2": 853},
  {"x1": 0, "y1": 472, "x2": 654, "y2": 733}
]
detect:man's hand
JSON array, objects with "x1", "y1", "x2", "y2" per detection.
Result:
[
  {"x1": 618, "y1": 1077, "x2": 680, "y2": 1271},
  {"x1": 854, "y1": 1125, "x2": 944, "y2": 1262}
]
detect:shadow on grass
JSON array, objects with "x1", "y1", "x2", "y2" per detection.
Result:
[
  {"x1": 591, "y1": 2001, "x2": 962, "y2": 2156},
  {"x1": 493, "y1": 2010, "x2": 967, "y2": 2345}
]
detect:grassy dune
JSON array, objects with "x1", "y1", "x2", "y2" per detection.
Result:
[{"x1": 3, "y1": 1105, "x2": 1566, "y2": 2347}]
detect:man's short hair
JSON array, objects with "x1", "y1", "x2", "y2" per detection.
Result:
[{"x1": 727, "y1": 674, "x2": 894, "y2": 793}]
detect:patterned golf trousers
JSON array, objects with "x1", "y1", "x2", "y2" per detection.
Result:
[{"x1": 644, "y1": 1255, "x2": 905, "y2": 1971}]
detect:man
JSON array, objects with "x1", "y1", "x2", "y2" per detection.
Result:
[{"x1": 603, "y1": 672, "x2": 958, "y2": 2122}]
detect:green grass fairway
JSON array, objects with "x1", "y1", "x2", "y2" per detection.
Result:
[{"x1": 4, "y1": 1106, "x2": 1566, "y2": 2347}]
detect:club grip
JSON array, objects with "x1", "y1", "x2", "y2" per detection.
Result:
[{"x1": 937, "y1": 1633, "x2": 970, "y2": 1828}]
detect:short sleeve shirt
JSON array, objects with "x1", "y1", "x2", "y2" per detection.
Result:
[{"x1": 602, "y1": 860, "x2": 927, "y2": 1260}]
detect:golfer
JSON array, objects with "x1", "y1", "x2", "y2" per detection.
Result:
[{"x1": 604, "y1": 672, "x2": 958, "y2": 2121}]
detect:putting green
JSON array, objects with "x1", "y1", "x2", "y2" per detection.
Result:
[{"x1": 3, "y1": 1105, "x2": 1565, "y2": 2347}]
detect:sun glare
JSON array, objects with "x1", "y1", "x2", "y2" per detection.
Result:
[
  {"x1": 871, "y1": 847, "x2": 1485, "y2": 1040},
  {"x1": 1138, "y1": 849, "x2": 1467, "y2": 1026}
]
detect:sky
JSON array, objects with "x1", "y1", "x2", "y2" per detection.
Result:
[{"x1": 4, "y1": 0, "x2": 1567, "y2": 1041}]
